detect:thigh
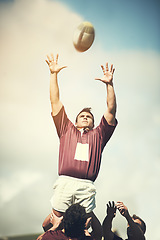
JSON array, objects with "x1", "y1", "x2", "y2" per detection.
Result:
[
  {"x1": 50, "y1": 177, "x2": 75, "y2": 212},
  {"x1": 74, "y1": 181, "x2": 96, "y2": 213}
]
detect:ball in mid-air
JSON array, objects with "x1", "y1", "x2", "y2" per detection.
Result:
[{"x1": 73, "y1": 21, "x2": 95, "y2": 52}]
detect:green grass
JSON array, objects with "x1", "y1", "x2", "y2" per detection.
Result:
[{"x1": 0, "y1": 233, "x2": 42, "y2": 240}]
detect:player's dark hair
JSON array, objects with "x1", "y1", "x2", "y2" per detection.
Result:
[
  {"x1": 63, "y1": 203, "x2": 87, "y2": 239},
  {"x1": 132, "y1": 214, "x2": 146, "y2": 234},
  {"x1": 75, "y1": 107, "x2": 94, "y2": 127}
]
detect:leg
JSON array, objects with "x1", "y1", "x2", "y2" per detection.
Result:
[
  {"x1": 87, "y1": 211, "x2": 102, "y2": 240},
  {"x1": 42, "y1": 209, "x2": 64, "y2": 232}
]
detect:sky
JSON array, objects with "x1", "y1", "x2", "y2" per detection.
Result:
[{"x1": 0, "y1": 0, "x2": 160, "y2": 239}]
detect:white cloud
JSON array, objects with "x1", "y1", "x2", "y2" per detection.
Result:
[{"x1": 0, "y1": 170, "x2": 41, "y2": 206}]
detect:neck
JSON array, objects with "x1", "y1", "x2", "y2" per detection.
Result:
[{"x1": 77, "y1": 127, "x2": 91, "y2": 131}]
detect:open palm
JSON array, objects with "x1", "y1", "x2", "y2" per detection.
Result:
[
  {"x1": 95, "y1": 62, "x2": 115, "y2": 84},
  {"x1": 46, "y1": 53, "x2": 67, "y2": 74}
]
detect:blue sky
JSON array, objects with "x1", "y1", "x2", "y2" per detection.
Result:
[
  {"x1": 59, "y1": 0, "x2": 160, "y2": 51},
  {"x1": 0, "y1": 0, "x2": 160, "y2": 239}
]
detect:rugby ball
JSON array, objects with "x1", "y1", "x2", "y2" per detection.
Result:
[{"x1": 73, "y1": 21, "x2": 95, "y2": 52}]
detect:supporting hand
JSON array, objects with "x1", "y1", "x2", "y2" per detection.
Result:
[
  {"x1": 116, "y1": 201, "x2": 129, "y2": 218},
  {"x1": 85, "y1": 217, "x2": 92, "y2": 236},
  {"x1": 106, "y1": 201, "x2": 117, "y2": 219},
  {"x1": 49, "y1": 209, "x2": 63, "y2": 230},
  {"x1": 102, "y1": 201, "x2": 116, "y2": 240}
]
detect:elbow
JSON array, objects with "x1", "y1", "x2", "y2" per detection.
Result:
[{"x1": 108, "y1": 105, "x2": 117, "y2": 116}]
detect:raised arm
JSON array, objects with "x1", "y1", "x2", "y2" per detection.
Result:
[
  {"x1": 102, "y1": 201, "x2": 117, "y2": 240},
  {"x1": 46, "y1": 53, "x2": 67, "y2": 116},
  {"x1": 117, "y1": 201, "x2": 145, "y2": 240},
  {"x1": 95, "y1": 62, "x2": 117, "y2": 126}
]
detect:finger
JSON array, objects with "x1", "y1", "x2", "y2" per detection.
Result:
[
  {"x1": 95, "y1": 78, "x2": 102, "y2": 81},
  {"x1": 106, "y1": 62, "x2": 109, "y2": 71},
  {"x1": 120, "y1": 209, "x2": 125, "y2": 214},
  {"x1": 117, "y1": 202, "x2": 123, "y2": 205},
  {"x1": 117, "y1": 204, "x2": 123, "y2": 209},
  {"x1": 110, "y1": 64, "x2": 113, "y2": 72},
  {"x1": 47, "y1": 54, "x2": 52, "y2": 62},
  {"x1": 101, "y1": 65, "x2": 105, "y2": 74},
  {"x1": 112, "y1": 201, "x2": 115, "y2": 207},
  {"x1": 118, "y1": 203, "x2": 124, "y2": 207},
  {"x1": 60, "y1": 66, "x2": 67, "y2": 71},
  {"x1": 118, "y1": 206, "x2": 124, "y2": 211},
  {"x1": 119, "y1": 210, "x2": 123, "y2": 213},
  {"x1": 85, "y1": 217, "x2": 92, "y2": 228},
  {"x1": 51, "y1": 209, "x2": 54, "y2": 214},
  {"x1": 45, "y1": 59, "x2": 50, "y2": 65},
  {"x1": 117, "y1": 206, "x2": 122, "y2": 209},
  {"x1": 117, "y1": 208, "x2": 123, "y2": 212},
  {"x1": 51, "y1": 53, "x2": 54, "y2": 62},
  {"x1": 117, "y1": 201, "x2": 122, "y2": 205},
  {"x1": 55, "y1": 54, "x2": 59, "y2": 64},
  {"x1": 112, "y1": 68, "x2": 115, "y2": 74}
]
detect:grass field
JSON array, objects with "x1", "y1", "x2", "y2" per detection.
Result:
[{"x1": 0, "y1": 233, "x2": 42, "y2": 240}]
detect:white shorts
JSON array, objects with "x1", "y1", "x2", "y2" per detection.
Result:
[{"x1": 50, "y1": 175, "x2": 96, "y2": 213}]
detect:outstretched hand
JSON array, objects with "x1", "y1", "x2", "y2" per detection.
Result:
[
  {"x1": 106, "y1": 201, "x2": 117, "y2": 218},
  {"x1": 95, "y1": 62, "x2": 115, "y2": 85},
  {"x1": 116, "y1": 201, "x2": 129, "y2": 218},
  {"x1": 46, "y1": 53, "x2": 67, "y2": 74}
]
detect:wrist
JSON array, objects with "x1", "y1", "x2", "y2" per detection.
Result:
[
  {"x1": 50, "y1": 71, "x2": 57, "y2": 75},
  {"x1": 107, "y1": 214, "x2": 115, "y2": 220},
  {"x1": 106, "y1": 82, "x2": 113, "y2": 87},
  {"x1": 124, "y1": 211, "x2": 130, "y2": 220}
]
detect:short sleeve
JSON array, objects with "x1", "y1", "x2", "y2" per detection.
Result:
[
  {"x1": 98, "y1": 116, "x2": 118, "y2": 151},
  {"x1": 52, "y1": 106, "x2": 72, "y2": 138}
]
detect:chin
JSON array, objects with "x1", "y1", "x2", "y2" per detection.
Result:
[{"x1": 82, "y1": 124, "x2": 89, "y2": 127}]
